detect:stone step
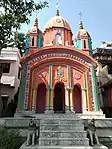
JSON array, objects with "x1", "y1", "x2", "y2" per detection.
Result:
[
  {"x1": 40, "y1": 131, "x2": 87, "y2": 138},
  {"x1": 37, "y1": 146, "x2": 92, "y2": 149},
  {"x1": 20, "y1": 143, "x2": 108, "y2": 149},
  {"x1": 36, "y1": 145, "x2": 108, "y2": 149},
  {"x1": 41, "y1": 123, "x2": 83, "y2": 126},
  {"x1": 40, "y1": 124, "x2": 84, "y2": 131},
  {"x1": 39, "y1": 138, "x2": 89, "y2": 146},
  {"x1": 20, "y1": 143, "x2": 93, "y2": 149},
  {"x1": 34, "y1": 113, "x2": 80, "y2": 119},
  {"x1": 41, "y1": 119, "x2": 83, "y2": 125}
]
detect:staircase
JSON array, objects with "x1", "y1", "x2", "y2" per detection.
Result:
[
  {"x1": 39, "y1": 118, "x2": 89, "y2": 147},
  {"x1": 19, "y1": 113, "x2": 108, "y2": 149}
]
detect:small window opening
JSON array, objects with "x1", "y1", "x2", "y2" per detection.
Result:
[
  {"x1": 55, "y1": 34, "x2": 62, "y2": 45},
  {"x1": 84, "y1": 40, "x2": 86, "y2": 49},
  {"x1": 32, "y1": 37, "x2": 34, "y2": 46}
]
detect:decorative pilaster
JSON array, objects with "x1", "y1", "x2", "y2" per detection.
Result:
[
  {"x1": 45, "y1": 64, "x2": 53, "y2": 113},
  {"x1": 24, "y1": 65, "x2": 30, "y2": 110},
  {"x1": 82, "y1": 72, "x2": 87, "y2": 113},
  {"x1": 68, "y1": 66, "x2": 71, "y2": 87},
  {"x1": 91, "y1": 64, "x2": 100, "y2": 111},
  {"x1": 22, "y1": 64, "x2": 27, "y2": 110},
  {"x1": 67, "y1": 65, "x2": 71, "y2": 88},
  {"x1": 65, "y1": 88, "x2": 69, "y2": 111},
  {"x1": 45, "y1": 88, "x2": 50, "y2": 111},
  {"x1": 49, "y1": 64, "x2": 52, "y2": 88},
  {"x1": 32, "y1": 88, "x2": 36, "y2": 111},
  {"x1": 65, "y1": 65, "x2": 72, "y2": 112},
  {"x1": 49, "y1": 88, "x2": 53, "y2": 110},
  {"x1": 85, "y1": 71, "x2": 92, "y2": 111},
  {"x1": 69, "y1": 88, "x2": 73, "y2": 111},
  {"x1": 32, "y1": 71, "x2": 36, "y2": 111},
  {"x1": 45, "y1": 87, "x2": 53, "y2": 113}
]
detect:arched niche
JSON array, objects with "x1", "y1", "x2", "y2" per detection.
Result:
[
  {"x1": 36, "y1": 83, "x2": 46, "y2": 113},
  {"x1": 54, "y1": 82, "x2": 65, "y2": 113},
  {"x1": 73, "y1": 84, "x2": 82, "y2": 113}
]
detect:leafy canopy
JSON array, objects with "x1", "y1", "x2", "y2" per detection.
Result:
[
  {"x1": 0, "y1": 0, "x2": 48, "y2": 51},
  {"x1": 8, "y1": 32, "x2": 26, "y2": 56}
]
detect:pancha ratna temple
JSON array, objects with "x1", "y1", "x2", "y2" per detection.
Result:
[{"x1": 18, "y1": 9, "x2": 100, "y2": 114}]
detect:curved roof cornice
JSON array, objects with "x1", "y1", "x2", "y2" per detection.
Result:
[{"x1": 22, "y1": 46, "x2": 96, "y2": 67}]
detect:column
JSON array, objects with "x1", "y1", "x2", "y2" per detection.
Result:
[
  {"x1": 69, "y1": 88, "x2": 73, "y2": 111},
  {"x1": 82, "y1": 72, "x2": 87, "y2": 113},
  {"x1": 45, "y1": 88, "x2": 50, "y2": 111},
  {"x1": 45, "y1": 64, "x2": 53, "y2": 113},
  {"x1": 67, "y1": 65, "x2": 71, "y2": 88},
  {"x1": 65, "y1": 65, "x2": 71, "y2": 111},
  {"x1": 81, "y1": 87, "x2": 87, "y2": 113},
  {"x1": 32, "y1": 88, "x2": 37, "y2": 111},
  {"x1": 65, "y1": 89, "x2": 69, "y2": 111},
  {"x1": 91, "y1": 64, "x2": 100, "y2": 111},
  {"x1": 85, "y1": 71, "x2": 92, "y2": 111},
  {"x1": 23, "y1": 64, "x2": 27, "y2": 110},
  {"x1": 32, "y1": 71, "x2": 36, "y2": 112},
  {"x1": 49, "y1": 88, "x2": 53, "y2": 110}
]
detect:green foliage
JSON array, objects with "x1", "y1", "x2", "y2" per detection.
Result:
[
  {"x1": 8, "y1": 32, "x2": 26, "y2": 56},
  {"x1": 0, "y1": 126, "x2": 22, "y2": 149},
  {"x1": 15, "y1": 32, "x2": 26, "y2": 56},
  {"x1": 0, "y1": 0, "x2": 48, "y2": 51}
]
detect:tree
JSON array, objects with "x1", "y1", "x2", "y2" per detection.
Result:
[
  {"x1": 15, "y1": 33, "x2": 26, "y2": 56},
  {"x1": 0, "y1": 0, "x2": 48, "y2": 116},
  {"x1": 0, "y1": 0, "x2": 48, "y2": 51},
  {"x1": 8, "y1": 32, "x2": 26, "y2": 56}
]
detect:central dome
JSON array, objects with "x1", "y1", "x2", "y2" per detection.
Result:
[
  {"x1": 44, "y1": 10, "x2": 71, "y2": 32},
  {"x1": 43, "y1": 10, "x2": 73, "y2": 46}
]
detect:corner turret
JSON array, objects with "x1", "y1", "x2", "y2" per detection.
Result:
[
  {"x1": 75, "y1": 21, "x2": 93, "y2": 56},
  {"x1": 25, "y1": 18, "x2": 43, "y2": 55}
]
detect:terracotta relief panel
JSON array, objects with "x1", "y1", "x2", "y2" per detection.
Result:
[
  {"x1": 36, "y1": 66, "x2": 49, "y2": 87},
  {"x1": 71, "y1": 67, "x2": 84, "y2": 88},
  {"x1": 52, "y1": 65, "x2": 67, "y2": 88}
]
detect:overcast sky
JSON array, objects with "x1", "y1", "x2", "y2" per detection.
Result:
[{"x1": 20, "y1": 0, "x2": 112, "y2": 48}]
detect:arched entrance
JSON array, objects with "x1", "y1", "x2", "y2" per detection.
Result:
[
  {"x1": 73, "y1": 85, "x2": 82, "y2": 113},
  {"x1": 54, "y1": 82, "x2": 65, "y2": 113},
  {"x1": 36, "y1": 83, "x2": 46, "y2": 113}
]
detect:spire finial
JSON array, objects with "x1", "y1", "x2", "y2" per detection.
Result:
[
  {"x1": 79, "y1": 12, "x2": 83, "y2": 29},
  {"x1": 79, "y1": 12, "x2": 83, "y2": 21},
  {"x1": 34, "y1": 18, "x2": 38, "y2": 28},
  {"x1": 34, "y1": 9, "x2": 39, "y2": 27},
  {"x1": 56, "y1": 0, "x2": 60, "y2": 16}
]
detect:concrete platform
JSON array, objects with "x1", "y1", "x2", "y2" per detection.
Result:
[
  {"x1": 20, "y1": 143, "x2": 108, "y2": 149},
  {"x1": 92, "y1": 145, "x2": 108, "y2": 149},
  {"x1": 20, "y1": 143, "x2": 93, "y2": 149}
]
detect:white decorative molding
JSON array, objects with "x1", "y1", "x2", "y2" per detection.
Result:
[
  {"x1": 24, "y1": 65, "x2": 30, "y2": 110},
  {"x1": 30, "y1": 52, "x2": 88, "y2": 66}
]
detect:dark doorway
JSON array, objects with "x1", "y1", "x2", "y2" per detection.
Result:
[
  {"x1": 54, "y1": 82, "x2": 65, "y2": 113},
  {"x1": 36, "y1": 83, "x2": 46, "y2": 113},
  {"x1": 73, "y1": 85, "x2": 82, "y2": 113},
  {"x1": 1, "y1": 96, "x2": 8, "y2": 117}
]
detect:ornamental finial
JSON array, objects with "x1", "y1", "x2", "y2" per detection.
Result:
[
  {"x1": 79, "y1": 12, "x2": 83, "y2": 29},
  {"x1": 79, "y1": 12, "x2": 83, "y2": 21},
  {"x1": 56, "y1": 0, "x2": 60, "y2": 16},
  {"x1": 34, "y1": 18, "x2": 38, "y2": 27},
  {"x1": 79, "y1": 20, "x2": 83, "y2": 29}
]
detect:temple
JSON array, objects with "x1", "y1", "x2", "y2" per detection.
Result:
[{"x1": 18, "y1": 9, "x2": 100, "y2": 115}]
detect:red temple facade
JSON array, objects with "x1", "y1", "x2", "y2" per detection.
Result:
[{"x1": 18, "y1": 9, "x2": 101, "y2": 114}]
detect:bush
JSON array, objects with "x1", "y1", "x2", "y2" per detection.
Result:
[{"x1": 0, "y1": 126, "x2": 22, "y2": 149}]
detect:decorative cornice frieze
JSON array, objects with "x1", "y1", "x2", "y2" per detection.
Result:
[{"x1": 29, "y1": 52, "x2": 88, "y2": 66}]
